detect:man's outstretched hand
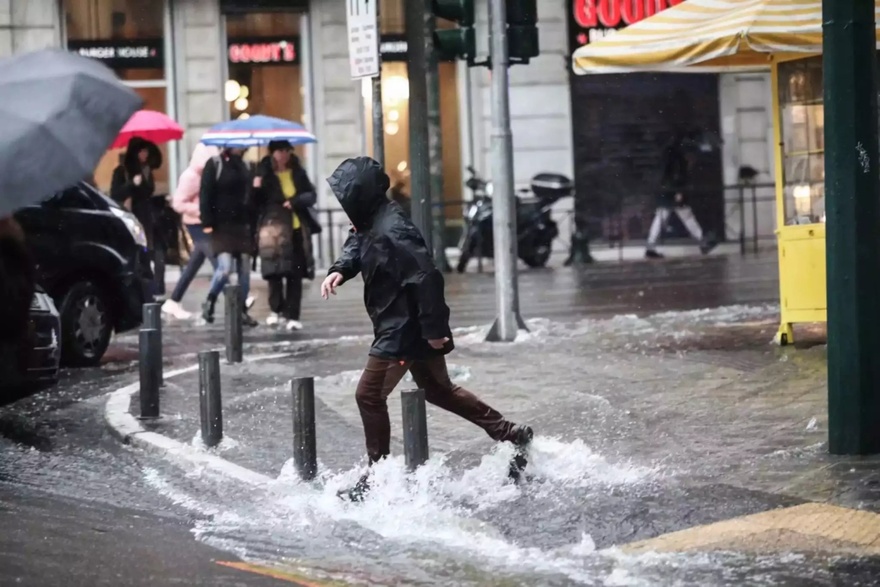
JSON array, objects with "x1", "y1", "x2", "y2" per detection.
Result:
[
  {"x1": 427, "y1": 337, "x2": 450, "y2": 350},
  {"x1": 321, "y1": 272, "x2": 344, "y2": 299}
]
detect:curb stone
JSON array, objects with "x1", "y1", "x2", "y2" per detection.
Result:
[{"x1": 104, "y1": 353, "x2": 292, "y2": 487}]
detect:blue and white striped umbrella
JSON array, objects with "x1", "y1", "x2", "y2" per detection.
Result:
[{"x1": 200, "y1": 115, "x2": 317, "y2": 148}]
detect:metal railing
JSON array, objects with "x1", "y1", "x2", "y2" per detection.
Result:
[{"x1": 313, "y1": 183, "x2": 778, "y2": 268}]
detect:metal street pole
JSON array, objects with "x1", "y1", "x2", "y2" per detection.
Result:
[
  {"x1": 485, "y1": 0, "x2": 525, "y2": 342},
  {"x1": 372, "y1": 1, "x2": 385, "y2": 167},
  {"x1": 425, "y1": 11, "x2": 450, "y2": 271},
  {"x1": 405, "y1": 0, "x2": 433, "y2": 250},
  {"x1": 823, "y1": 0, "x2": 880, "y2": 455}
]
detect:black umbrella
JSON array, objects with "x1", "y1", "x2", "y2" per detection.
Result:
[{"x1": 0, "y1": 49, "x2": 143, "y2": 216}]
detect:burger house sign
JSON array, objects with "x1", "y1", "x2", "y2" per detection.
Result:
[{"x1": 571, "y1": 0, "x2": 683, "y2": 46}]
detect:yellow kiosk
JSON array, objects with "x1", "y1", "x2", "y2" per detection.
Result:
[
  {"x1": 570, "y1": 0, "x2": 879, "y2": 345},
  {"x1": 773, "y1": 55, "x2": 827, "y2": 345}
]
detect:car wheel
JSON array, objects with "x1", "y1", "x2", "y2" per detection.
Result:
[{"x1": 59, "y1": 281, "x2": 112, "y2": 367}]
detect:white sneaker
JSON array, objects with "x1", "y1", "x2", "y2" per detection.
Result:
[
  {"x1": 266, "y1": 312, "x2": 283, "y2": 326},
  {"x1": 245, "y1": 295, "x2": 257, "y2": 310},
  {"x1": 285, "y1": 319, "x2": 303, "y2": 331},
  {"x1": 161, "y1": 299, "x2": 193, "y2": 320}
]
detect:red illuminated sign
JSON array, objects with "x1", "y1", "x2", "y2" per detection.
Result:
[
  {"x1": 571, "y1": 0, "x2": 683, "y2": 47},
  {"x1": 228, "y1": 38, "x2": 297, "y2": 65}
]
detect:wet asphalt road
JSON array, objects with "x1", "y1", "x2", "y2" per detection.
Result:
[{"x1": 0, "y1": 253, "x2": 810, "y2": 586}]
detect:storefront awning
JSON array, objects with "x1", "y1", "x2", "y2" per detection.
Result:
[{"x1": 572, "y1": 0, "x2": 880, "y2": 74}]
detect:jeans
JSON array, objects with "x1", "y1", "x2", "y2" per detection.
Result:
[
  {"x1": 171, "y1": 224, "x2": 217, "y2": 303},
  {"x1": 208, "y1": 252, "x2": 251, "y2": 301},
  {"x1": 355, "y1": 355, "x2": 517, "y2": 463}
]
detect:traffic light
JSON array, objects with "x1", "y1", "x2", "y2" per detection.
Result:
[
  {"x1": 507, "y1": 0, "x2": 539, "y2": 64},
  {"x1": 432, "y1": 0, "x2": 477, "y2": 66}
]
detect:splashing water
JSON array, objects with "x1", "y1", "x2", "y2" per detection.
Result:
[{"x1": 143, "y1": 436, "x2": 661, "y2": 585}]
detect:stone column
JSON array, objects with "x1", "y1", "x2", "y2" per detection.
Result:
[{"x1": 0, "y1": 0, "x2": 62, "y2": 59}]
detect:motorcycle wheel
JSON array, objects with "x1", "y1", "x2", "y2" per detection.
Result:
[{"x1": 522, "y1": 242, "x2": 552, "y2": 268}]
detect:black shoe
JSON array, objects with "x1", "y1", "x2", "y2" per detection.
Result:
[
  {"x1": 337, "y1": 473, "x2": 371, "y2": 502},
  {"x1": 700, "y1": 236, "x2": 718, "y2": 255},
  {"x1": 201, "y1": 299, "x2": 215, "y2": 324},
  {"x1": 241, "y1": 312, "x2": 258, "y2": 328},
  {"x1": 645, "y1": 249, "x2": 664, "y2": 259},
  {"x1": 508, "y1": 425, "x2": 534, "y2": 483}
]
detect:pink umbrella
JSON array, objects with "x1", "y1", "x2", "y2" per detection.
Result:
[{"x1": 111, "y1": 109, "x2": 183, "y2": 149}]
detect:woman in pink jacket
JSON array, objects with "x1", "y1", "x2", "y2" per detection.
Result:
[{"x1": 162, "y1": 143, "x2": 221, "y2": 320}]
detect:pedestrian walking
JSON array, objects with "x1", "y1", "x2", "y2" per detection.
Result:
[
  {"x1": 321, "y1": 157, "x2": 533, "y2": 502},
  {"x1": 645, "y1": 130, "x2": 717, "y2": 259},
  {"x1": 253, "y1": 140, "x2": 317, "y2": 330},
  {"x1": 110, "y1": 137, "x2": 166, "y2": 295},
  {"x1": 199, "y1": 147, "x2": 258, "y2": 327},
  {"x1": 161, "y1": 143, "x2": 220, "y2": 320}
]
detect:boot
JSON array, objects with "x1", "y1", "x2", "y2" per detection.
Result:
[
  {"x1": 700, "y1": 233, "x2": 718, "y2": 255},
  {"x1": 241, "y1": 311, "x2": 258, "y2": 328},
  {"x1": 508, "y1": 425, "x2": 534, "y2": 483},
  {"x1": 201, "y1": 297, "x2": 216, "y2": 324},
  {"x1": 645, "y1": 249, "x2": 664, "y2": 259},
  {"x1": 337, "y1": 472, "x2": 371, "y2": 503}
]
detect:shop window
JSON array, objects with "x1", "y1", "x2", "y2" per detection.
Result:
[
  {"x1": 362, "y1": 61, "x2": 463, "y2": 220},
  {"x1": 64, "y1": 0, "x2": 170, "y2": 194},
  {"x1": 779, "y1": 57, "x2": 825, "y2": 226},
  {"x1": 225, "y1": 13, "x2": 306, "y2": 163}
]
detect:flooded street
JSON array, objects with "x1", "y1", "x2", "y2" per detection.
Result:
[{"x1": 2, "y1": 257, "x2": 879, "y2": 586}]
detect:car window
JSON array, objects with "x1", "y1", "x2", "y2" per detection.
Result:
[{"x1": 48, "y1": 187, "x2": 96, "y2": 210}]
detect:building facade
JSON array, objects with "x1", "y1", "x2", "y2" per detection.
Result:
[{"x1": 2, "y1": 0, "x2": 775, "y2": 262}]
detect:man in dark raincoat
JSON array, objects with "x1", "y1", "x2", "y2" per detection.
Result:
[{"x1": 322, "y1": 157, "x2": 533, "y2": 501}]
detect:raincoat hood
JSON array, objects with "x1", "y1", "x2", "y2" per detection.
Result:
[
  {"x1": 327, "y1": 157, "x2": 390, "y2": 230},
  {"x1": 123, "y1": 137, "x2": 162, "y2": 171}
]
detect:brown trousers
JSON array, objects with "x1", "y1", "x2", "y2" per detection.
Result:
[{"x1": 355, "y1": 355, "x2": 516, "y2": 463}]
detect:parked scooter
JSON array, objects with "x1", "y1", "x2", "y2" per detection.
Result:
[{"x1": 456, "y1": 166, "x2": 573, "y2": 272}]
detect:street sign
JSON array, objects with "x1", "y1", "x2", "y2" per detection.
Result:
[{"x1": 346, "y1": 0, "x2": 380, "y2": 79}]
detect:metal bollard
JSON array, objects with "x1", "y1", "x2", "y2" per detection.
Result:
[
  {"x1": 291, "y1": 377, "x2": 317, "y2": 481},
  {"x1": 142, "y1": 302, "x2": 163, "y2": 385},
  {"x1": 401, "y1": 389, "x2": 429, "y2": 471},
  {"x1": 198, "y1": 350, "x2": 223, "y2": 448},
  {"x1": 224, "y1": 284, "x2": 243, "y2": 364},
  {"x1": 138, "y1": 328, "x2": 160, "y2": 419}
]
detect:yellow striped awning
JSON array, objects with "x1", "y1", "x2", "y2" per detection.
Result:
[{"x1": 572, "y1": 0, "x2": 880, "y2": 74}]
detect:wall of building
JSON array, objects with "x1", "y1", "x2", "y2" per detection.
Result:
[
  {"x1": 308, "y1": 0, "x2": 363, "y2": 209},
  {"x1": 466, "y1": 0, "x2": 576, "y2": 251},
  {"x1": 718, "y1": 72, "x2": 776, "y2": 246},
  {"x1": 172, "y1": 0, "x2": 225, "y2": 171},
  {"x1": 0, "y1": 0, "x2": 61, "y2": 58}
]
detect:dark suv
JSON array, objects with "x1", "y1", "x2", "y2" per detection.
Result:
[{"x1": 14, "y1": 183, "x2": 153, "y2": 366}]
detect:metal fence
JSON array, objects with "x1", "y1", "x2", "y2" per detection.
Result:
[{"x1": 312, "y1": 182, "x2": 778, "y2": 268}]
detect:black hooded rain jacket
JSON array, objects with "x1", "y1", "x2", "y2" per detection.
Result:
[{"x1": 327, "y1": 157, "x2": 453, "y2": 360}]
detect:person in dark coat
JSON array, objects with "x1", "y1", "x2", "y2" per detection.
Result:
[
  {"x1": 321, "y1": 156, "x2": 533, "y2": 501},
  {"x1": 645, "y1": 130, "x2": 717, "y2": 259},
  {"x1": 199, "y1": 146, "x2": 257, "y2": 327},
  {"x1": 253, "y1": 140, "x2": 317, "y2": 331},
  {"x1": 0, "y1": 216, "x2": 35, "y2": 382},
  {"x1": 111, "y1": 137, "x2": 166, "y2": 295}
]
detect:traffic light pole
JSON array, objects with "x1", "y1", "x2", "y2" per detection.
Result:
[
  {"x1": 371, "y1": 2, "x2": 385, "y2": 167},
  {"x1": 485, "y1": 0, "x2": 525, "y2": 342},
  {"x1": 823, "y1": 0, "x2": 880, "y2": 455},
  {"x1": 426, "y1": 5, "x2": 450, "y2": 270},
  {"x1": 405, "y1": 0, "x2": 433, "y2": 251}
]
